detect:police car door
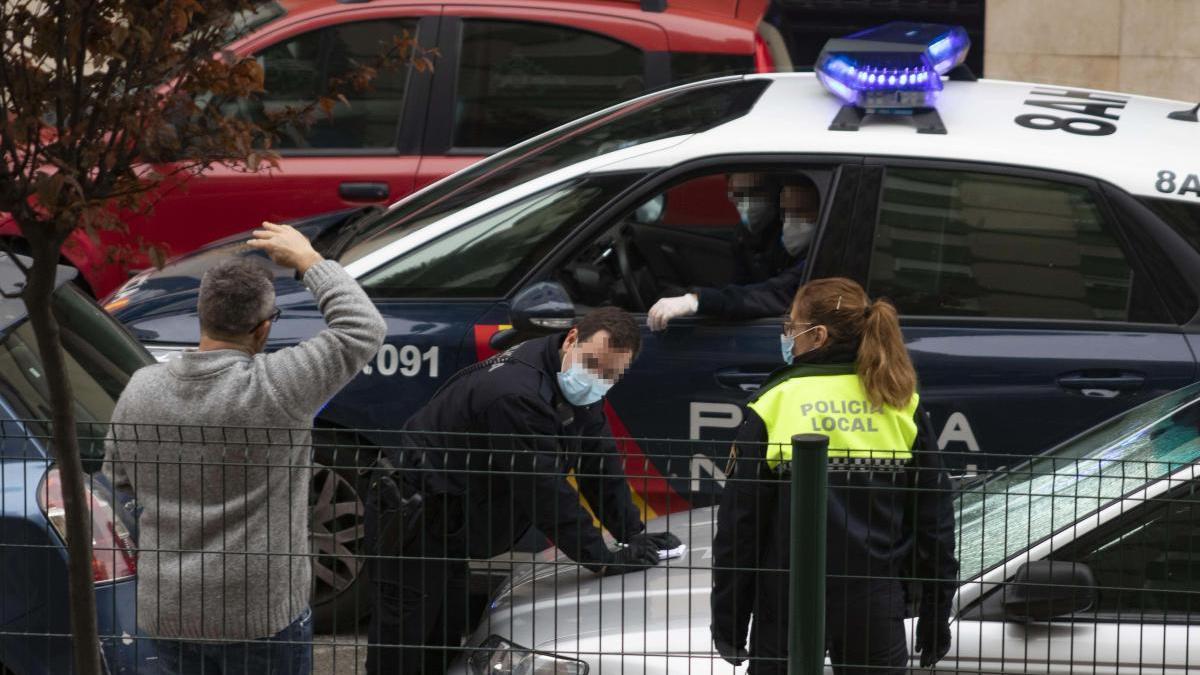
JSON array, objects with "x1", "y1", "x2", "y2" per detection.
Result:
[
  {"x1": 542, "y1": 160, "x2": 863, "y2": 509},
  {"x1": 840, "y1": 159, "x2": 1197, "y2": 472},
  {"x1": 945, "y1": 479, "x2": 1200, "y2": 674}
]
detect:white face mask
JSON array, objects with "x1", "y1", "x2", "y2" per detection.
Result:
[{"x1": 781, "y1": 214, "x2": 817, "y2": 256}]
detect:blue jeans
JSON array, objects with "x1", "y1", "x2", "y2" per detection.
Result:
[{"x1": 151, "y1": 608, "x2": 313, "y2": 675}]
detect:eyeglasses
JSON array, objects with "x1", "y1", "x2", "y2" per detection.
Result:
[
  {"x1": 782, "y1": 321, "x2": 813, "y2": 338},
  {"x1": 250, "y1": 307, "x2": 281, "y2": 333}
]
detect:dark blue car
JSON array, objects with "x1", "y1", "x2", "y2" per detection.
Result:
[
  {"x1": 0, "y1": 255, "x2": 158, "y2": 674},
  {"x1": 106, "y1": 75, "x2": 1200, "y2": 624}
]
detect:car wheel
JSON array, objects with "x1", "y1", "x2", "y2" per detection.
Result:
[{"x1": 309, "y1": 432, "x2": 376, "y2": 633}]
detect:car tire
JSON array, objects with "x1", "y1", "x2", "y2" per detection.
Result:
[{"x1": 309, "y1": 429, "x2": 377, "y2": 633}]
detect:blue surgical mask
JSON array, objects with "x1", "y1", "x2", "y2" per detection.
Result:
[
  {"x1": 557, "y1": 362, "x2": 612, "y2": 407},
  {"x1": 781, "y1": 325, "x2": 819, "y2": 365},
  {"x1": 780, "y1": 333, "x2": 796, "y2": 365}
]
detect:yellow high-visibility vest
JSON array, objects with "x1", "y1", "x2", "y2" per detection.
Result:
[{"x1": 748, "y1": 371, "x2": 919, "y2": 471}]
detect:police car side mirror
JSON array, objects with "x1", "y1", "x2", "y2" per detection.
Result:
[
  {"x1": 1002, "y1": 561, "x2": 1097, "y2": 622},
  {"x1": 493, "y1": 281, "x2": 577, "y2": 351}
]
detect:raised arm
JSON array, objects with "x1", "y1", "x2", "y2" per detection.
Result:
[{"x1": 246, "y1": 222, "x2": 387, "y2": 419}]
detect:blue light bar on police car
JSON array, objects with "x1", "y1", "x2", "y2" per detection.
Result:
[{"x1": 816, "y1": 22, "x2": 970, "y2": 110}]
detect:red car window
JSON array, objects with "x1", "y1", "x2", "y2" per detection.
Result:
[{"x1": 452, "y1": 20, "x2": 647, "y2": 150}]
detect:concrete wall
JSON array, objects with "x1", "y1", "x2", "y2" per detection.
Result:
[{"x1": 985, "y1": 0, "x2": 1200, "y2": 102}]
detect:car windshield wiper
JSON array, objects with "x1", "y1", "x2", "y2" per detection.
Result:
[{"x1": 315, "y1": 205, "x2": 387, "y2": 260}]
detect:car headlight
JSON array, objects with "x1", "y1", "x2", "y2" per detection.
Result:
[
  {"x1": 145, "y1": 344, "x2": 193, "y2": 363},
  {"x1": 468, "y1": 636, "x2": 588, "y2": 675}
]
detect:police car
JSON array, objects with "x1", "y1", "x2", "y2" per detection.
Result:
[
  {"x1": 105, "y1": 22, "x2": 1200, "y2": 625},
  {"x1": 450, "y1": 381, "x2": 1200, "y2": 674}
]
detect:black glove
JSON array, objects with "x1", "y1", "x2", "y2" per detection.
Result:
[
  {"x1": 603, "y1": 537, "x2": 661, "y2": 576},
  {"x1": 915, "y1": 601, "x2": 952, "y2": 668},
  {"x1": 712, "y1": 635, "x2": 748, "y2": 666},
  {"x1": 628, "y1": 531, "x2": 682, "y2": 551}
]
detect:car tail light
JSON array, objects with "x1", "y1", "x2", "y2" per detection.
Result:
[
  {"x1": 37, "y1": 468, "x2": 137, "y2": 583},
  {"x1": 754, "y1": 31, "x2": 775, "y2": 72}
]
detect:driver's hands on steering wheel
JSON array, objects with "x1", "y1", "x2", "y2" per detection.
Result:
[{"x1": 648, "y1": 293, "x2": 698, "y2": 331}]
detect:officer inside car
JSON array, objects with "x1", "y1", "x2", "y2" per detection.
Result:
[
  {"x1": 364, "y1": 307, "x2": 681, "y2": 674},
  {"x1": 648, "y1": 172, "x2": 820, "y2": 330}
]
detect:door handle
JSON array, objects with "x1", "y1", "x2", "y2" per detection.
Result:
[
  {"x1": 1057, "y1": 372, "x2": 1145, "y2": 398},
  {"x1": 339, "y1": 182, "x2": 389, "y2": 201},
  {"x1": 715, "y1": 369, "x2": 770, "y2": 392}
]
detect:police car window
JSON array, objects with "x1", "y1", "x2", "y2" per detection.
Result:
[
  {"x1": 1060, "y1": 481, "x2": 1200, "y2": 619},
  {"x1": 956, "y1": 383, "x2": 1200, "y2": 581},
  {"x1": 333, "y1": 79, "x2": 769, "y2": 264},
  {"x1": 453, "y1": 20, "x2": 645, "y2": 150},
  {"x1": 253, "y1": 19, "x2": 417, "y2": 150},
  {"x1": 868, "y1": 168, "x2": 1141, "y2": 322},
  {"x1": 1143, "y1": 198, "x2": 1200, "y2": 256},
  {"x1": 360, "y1": 173, "x2": 641, "y2": 298},
  {"x1": 558, "y1": 169, "x2": 828, "y2": 311}
]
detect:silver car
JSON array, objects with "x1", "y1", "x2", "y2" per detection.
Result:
[{"x1": 452, "y1": 383, "x2": 1200, "y2": 674}]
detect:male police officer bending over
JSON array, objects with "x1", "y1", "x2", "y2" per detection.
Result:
[{"x1": 365, "y1": 307, "x2": 680, "y2": 674}]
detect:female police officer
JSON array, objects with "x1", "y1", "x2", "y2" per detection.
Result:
[{"x1": 710, "y1": 277, "x2": 958, "y2": 674}]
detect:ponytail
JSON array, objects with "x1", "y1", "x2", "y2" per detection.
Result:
[
  {"x1": 856, "y1": 299, "x2": 916, "y2": 410},
  {"x1": 789, "y1": 277, "x2": 917, "y2": 410}
]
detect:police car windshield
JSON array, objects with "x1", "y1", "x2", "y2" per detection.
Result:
[
  {"x1": 335, "y1": 78, "x2": 770, "y2": 265},
  {"x1": 956, "y1": 383, "x2": 1200, "y2": 580}
]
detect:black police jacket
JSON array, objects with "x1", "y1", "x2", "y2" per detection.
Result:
[
  {"x1": 710, "y1": 347, "x2": 958, "y2": 653},
  {"x1": 395, "y1": 333, "x2": 645, "y2": 567},
  {"x1": 693, "y1": 223, "x2": 806, "y2": 320}
]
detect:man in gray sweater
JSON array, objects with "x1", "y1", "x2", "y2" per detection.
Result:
[{"x1": 103, "y1": 222, "x2": 386, "y2": 674}]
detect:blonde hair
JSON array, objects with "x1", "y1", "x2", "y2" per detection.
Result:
[{"x1": 789, "y1": 277, "x2": 916, "y2": 409}]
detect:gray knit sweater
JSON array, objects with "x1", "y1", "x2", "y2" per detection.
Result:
[{"x1": 103, "y1": 260, "x2": 385, "y2": 641}]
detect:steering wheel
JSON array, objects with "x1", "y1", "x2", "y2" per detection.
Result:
[{"x1": 613, "y1": 229, "x2": 649, "y2": 312}]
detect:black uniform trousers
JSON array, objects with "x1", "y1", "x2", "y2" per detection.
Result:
[
  {"x1": 365, "y1": 489, "x2": 471, "y2": 675},
  {"x1": 744, "y1": 574, "x2": 908, "y2": 675}
]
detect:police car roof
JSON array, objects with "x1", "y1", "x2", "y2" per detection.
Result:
[{"x1": 625, "y1": 73, "x2": 1198, "y2": 203}]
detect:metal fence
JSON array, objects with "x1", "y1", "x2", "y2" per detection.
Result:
[{"x1": 0, "y1": 418, "x2": 1197, "y2": 674}]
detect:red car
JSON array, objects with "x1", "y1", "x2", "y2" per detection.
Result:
[{"x1": 3, "y1": 0, "x2": 781, "y2": 298}]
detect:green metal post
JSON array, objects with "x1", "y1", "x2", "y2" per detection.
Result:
[{"x1": 788, "y1": 433, "x2": 829, "y2": 675}]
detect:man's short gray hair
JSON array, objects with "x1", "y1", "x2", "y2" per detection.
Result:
[{"x1": 198, "y1": 259, "x2": 276, "y2": 339}]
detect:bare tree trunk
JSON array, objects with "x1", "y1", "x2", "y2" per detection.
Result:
[{"x1": 22, "y1": 237, "x2": 101, "y2": 675}]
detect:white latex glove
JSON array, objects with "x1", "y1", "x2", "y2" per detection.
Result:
[{"x1": 648, "y1": 293, "x2": 699, "y2": 331}]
